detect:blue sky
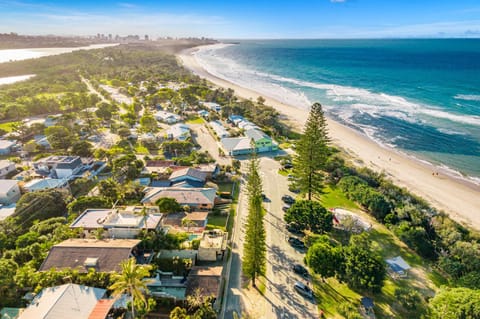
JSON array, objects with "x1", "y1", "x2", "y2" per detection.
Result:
[{"x1": 0, "y1": 0, "x2": 480, "y2": 39}]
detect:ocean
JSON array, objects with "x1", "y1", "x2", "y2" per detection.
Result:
[{"x1": 194, "y1": 39, "x2": 480, "y2": 183}]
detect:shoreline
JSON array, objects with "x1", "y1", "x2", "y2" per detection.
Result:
[{"x1": 178, "y1": 44, "x2": 480, "y2": 230}]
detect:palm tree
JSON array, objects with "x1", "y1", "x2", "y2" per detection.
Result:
[
  {"x1": 181, "y1": 218, "x2": 196, "y2": 233},
  {"x1": 109, "y1": 258, "x2": 152, "y2": 318}
]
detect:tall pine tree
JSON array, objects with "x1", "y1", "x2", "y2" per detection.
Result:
[
  {"x1": 242, "y1": 143, "x2": 266, "y2": 287},
  {"x1": 293, "y1": 102, "x2": 330, "y2": 200}
]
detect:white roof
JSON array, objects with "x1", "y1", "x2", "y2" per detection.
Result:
[
  {"x1": 155, "y1": 110, "x2": 180, "y2": 121},
  {"x1": 221, "y1": 137, "x2": 252, "y2": 152},
  {"x1": 167, "y1": 123, "x2": 190, "y2": 138},
  {"x1": 209, "y1": 121, "x2": 229, "y2": 137},
  {"x1": 0, "y1": 203, "x2": 16, "y2": 221},
  {"x1": 0, "y1": 179, "x2": 18, "y2": 191},
  {"x1": 0, "y1": 160, "x2": 14, "y2": 170},
  {"x1": 18, "y1": 283, "x2": 106, "y2": 319},
  {"x1": 0, "y1": 140, "x2": 15, "y2": 149},
  {"x1": 24, "y1": 178, "x2": 66, "y2": 191},
  {"x1": 386, "y1": 256, "x2": 411, "y2": 271}
]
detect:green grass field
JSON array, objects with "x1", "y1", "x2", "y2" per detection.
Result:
[
  {"x1": 186, "y1": 116, "x2": 205, "y2": 124},
  {"x1": 320, "y1": 185, "x2": 359, "y2": 211}
]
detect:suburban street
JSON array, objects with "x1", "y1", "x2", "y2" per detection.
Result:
[
  {"x1": 221, "y1": 156, "x2": 318, "y2": 319},
  {"x1": 260, "y1": 157, "x2": 318, "y2": 319}
]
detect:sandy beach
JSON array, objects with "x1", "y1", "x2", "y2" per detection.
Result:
[{"x1": 178, "y1": 45, "x2": 480, "y2": 230}]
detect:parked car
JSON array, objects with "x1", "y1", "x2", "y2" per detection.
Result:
[
  {"x1": 288, "y1": 237, "x2": 306, "y2": 249},
  {"x1": 282, "y1": 205, "x2": 291, "y2": 212},
  {"x1": 284, "y1": 163, "x2": 293, "y2": 169},
  {"x1": 286, "y1": 223, "x2": 304, "y2": 236},
  {"x1": 293, "y1": 264, "x2": 309, "y2": 278},
  {"x1": 294, "y1": 281, "x2": 314, "y2": 300},
  {"x1": 282, "y1": 195, "x2": 295, "y2": 204}
]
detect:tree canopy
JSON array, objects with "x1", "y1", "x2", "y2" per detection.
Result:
[
  {"x1": 284, "y1": 200, "x2": 333, "y2": 234},
  {"x1": 293, "y1": 102, "x2": 330, "y2": 200},
  {"x1": 156, "y1": 197, "x2": 181, "y2": 214},
  {"x1": 429, "y1": 287, "x2": 480, "y2": 319},
  {"x1": 242, "y1": 148, "x2": 266, "y2": 287}
]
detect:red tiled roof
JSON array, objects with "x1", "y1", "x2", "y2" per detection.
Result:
[{"x1": 88, "y1": 299, "x2": 115, "y2": 319}]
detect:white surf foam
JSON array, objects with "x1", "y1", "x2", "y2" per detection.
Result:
[{"x1": 454, "y1": 94, "x2": 480, "y2": 102}]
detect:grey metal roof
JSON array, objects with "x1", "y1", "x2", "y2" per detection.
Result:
[
  {"x1": 245, "y1": 129, "x2": 269, "y2": 142},
  {"x1": 18, "y1": 283, "x2": 106, "y2": 319}
]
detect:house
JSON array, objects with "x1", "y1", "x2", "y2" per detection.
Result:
[
  {"x1": 33, "y1": 135, "x2": 51, "y2": 149},
  {"x1": 186, "y1": 266, "x2": 223, "y2": 310},
  {"x1": 18, "y1": 283, "x2": 107, "y2": 319},
  {"x1": 142, "y1": 187, "x2": 217, "y2": 211},
  {"x1": 245, "y1": 129, "x2": 278, "y2": 153},
  {"x1": 221, "y1": 137, "x2": 253, "y2": 156},
  {"x1": 0, "y1": 160, "x2": 16, "y2": 178},
  {"x1": 238, "y1": 120, "x2": 259, "y2": 131},
  {"x1": 228, "y1": 115, "x2": 244, "y2": 125},
  {"x1": 196, "y1": 163, "x2": 220, "y2": 179},
  {"x1": 202, "y1": 102, "x2": 222, "y2": 112},
  {"x1": 23, "y1": 178, "x2": 68, "y2": 192},
  {"x1": 39, "y1": 238, "x2": 145, "y2": 273},
  {"x1": 34, "y1": 156, "x2": 83, "y2": 179},
  {"x1": 209, "y1": 121, "x2": 230, "y2": 139},
  {"x1": 143, "y1": 160, "x2": 176, "y2": 175},
  {"x1": 43, "y1": 114, "x2": 61, "y2": 127},
  {"x1": 198, "y1": 230, "x2": 228, "y2": 261},
  {"x1": 0, "y1": 179, "x2": 20, "y2": 204},
  {"x1": 169, "y1": 167, "x2": 207, "y2": 187},
  {"x1": 138, "y1": 132, "x2": 156, "y2": 143},
  {"x1": 162, "y1": 211, "x2": 209, "y2": 233},
  {"x1": 166, "y1": 123, "x2": 190, "y2": 141},
  {"x1": 0, "y1": 140, "x2": 16, "y2": 155},
  {"x1": 386, "y1": 256, "x2": 411, "y2": 278},
  {"x1": 155, "y1": 110, "x2": 181, "y2": 124},
  {"x1": 70, "y1": 206, "x2": 163, "y2": 239},
  {"x1": 197, "y1": 110, "x2": 209, "y2": 118}
]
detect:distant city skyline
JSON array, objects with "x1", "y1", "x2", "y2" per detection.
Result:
[{"x1": 0, "y1": 0, "x2": 479, "y2": 39}]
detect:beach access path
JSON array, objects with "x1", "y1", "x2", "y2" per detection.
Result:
[{"x1": 178, "y1": 46, "x2": 480, "y2": 231}]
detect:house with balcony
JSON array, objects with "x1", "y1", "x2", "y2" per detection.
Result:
[
  {"x1": 70, "y1": 206, "x2": 163, "y2": 239},
  {"x1": 33, "y1": 155, "x2": 83, "y2": 179}
]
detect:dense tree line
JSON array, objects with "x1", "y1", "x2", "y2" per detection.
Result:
[
  {"x1": 306, "y1": 233, "x2": 386, "y2": 293},
  {"x1": 325, "y1": 155, "x2": 480, "y2": 289}
]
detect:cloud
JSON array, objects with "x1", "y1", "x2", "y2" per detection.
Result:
[{"x1": 330, "y1": 0, "x2": 346, "y2": 3}]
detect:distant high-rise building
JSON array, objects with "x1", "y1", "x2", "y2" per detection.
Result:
[{"x1": 145, "y1": 34, "x2": 149, "y2": 41}]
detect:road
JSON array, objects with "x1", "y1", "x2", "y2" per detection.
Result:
[
  {"x1": 261, "y1": 157, "x2": 318, "y2": 319},
  {"x1": 221, "y1": 156, "x2": 318, "y2": 319}
]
